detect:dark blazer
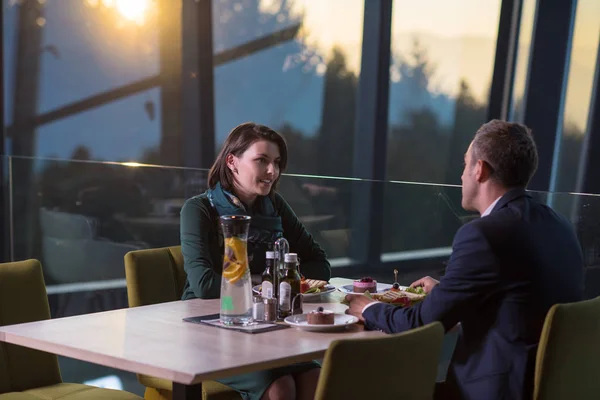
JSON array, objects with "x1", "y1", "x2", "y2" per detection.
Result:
[{"x1": 363, "y1": 188, "x2": 584, "y2": 400}]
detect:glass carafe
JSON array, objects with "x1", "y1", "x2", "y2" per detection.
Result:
[{"x1": 220, "y1": 215, "x2": 253, "y2": 326}]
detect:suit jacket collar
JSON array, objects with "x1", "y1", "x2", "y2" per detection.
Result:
[{"x1": 491, "y1": 187, "x2": 530, "y2": 214}]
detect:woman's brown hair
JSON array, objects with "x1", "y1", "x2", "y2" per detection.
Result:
[{"x1": 208, "y1": 122, "x2": 288, "y2": 193}]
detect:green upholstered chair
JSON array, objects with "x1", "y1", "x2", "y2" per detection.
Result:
[
  {"x1": 534, "y1": 296, "x2": 600, "y2": 400},
  {"x1": 314, "y1": 321, "x2": 444, "y2": 400},
  {"x1": 124, "y1": 246, "x2": 240, "y2": 400},
  {"x1": 0, "y1": 259, "x2": 142, "y2": 400}
]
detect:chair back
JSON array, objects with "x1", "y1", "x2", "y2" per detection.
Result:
[
  {"x1": 124, "y1": 246, "x2": 186, "y2": 307},
  {"x1": 534, "y1": 297, "x2": 600, "y2": 400},
  {"x1": 0, "y1": 260, "x2": 62, "y2": 394},
  {"x1": 39, "y1": 207, "x2": 97, "y2": 240},
  {"x1": 314, "y1": 321, "x2": 444, "y2": 400}
]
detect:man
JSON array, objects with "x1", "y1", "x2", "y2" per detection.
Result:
[{"x1": 346, "y1": 120, "x2": 584, "y2": 400}]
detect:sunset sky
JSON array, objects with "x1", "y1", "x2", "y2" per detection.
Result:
[{"x1": 3, "y1": 0, "x2": 598, "y2": 161}]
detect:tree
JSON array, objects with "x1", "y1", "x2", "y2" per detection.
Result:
[
  {"x1": 445, "y1": 79, "x2": 487, "y2": 185},
  {"x1": 397, "y1": 38, "x2": 436, "y2": 103},
  {"x1": 318, "y1": 47, "x2": 357, "y2": 177}
]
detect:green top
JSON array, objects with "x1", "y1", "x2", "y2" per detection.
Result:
[{"x1": 180, "y1": 192, "x2": 331, "y2": 300}]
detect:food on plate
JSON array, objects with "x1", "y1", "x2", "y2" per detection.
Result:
[
  {"x1": 371, "y1": 289, "x2": 426, "y2": 307},
  {"x1": 341, "y1": 287, "x2": 426, "y2": 308},
  {"x1": 301, "y1": 278, "x2": 328, "y2": 294},
  {"x1": 300, "y1": 280, "x2": 310, "y2": 293},
  {"x1": 405, "y1": 286, "x2": 426, "y2": 295},
  {"x1": 306, "y1": 306, "x2": 335, "y2": 325},
  {"x1": 389, "y1": 283, "x2": 425, "y2": 294},
  {"x1": 353, "y1": 277, "x2": 377, "y2": 293}
]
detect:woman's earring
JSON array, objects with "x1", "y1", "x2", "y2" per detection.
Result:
[{"x1": 233, "y1": 168, "x2": 238, "y2": 174}]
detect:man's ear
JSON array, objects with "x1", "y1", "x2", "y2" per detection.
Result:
[{"x1": 475, "y1": 159, "x2": 492, "y2": 183}]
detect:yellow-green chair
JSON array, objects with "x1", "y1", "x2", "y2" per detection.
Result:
[
  {"x1": 534, "y1": 297, "x2": 600, "y2": 400},
  {"x1": 0, "y1": 259, "x2": 143, "y2": 400},
  {"x1": 314, "y1": 321, "x2": 444, "y2": 400},
  {"x1": 124, "y1": 246, "x2": 240, "y2": 400}
]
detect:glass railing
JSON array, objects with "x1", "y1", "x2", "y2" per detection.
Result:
[
  {"x1": 4, "y1": 155, "x2": 600, "y2": 294},
  {"x1": 3, "y1": 154, "x2": 600, "y2": 394}
]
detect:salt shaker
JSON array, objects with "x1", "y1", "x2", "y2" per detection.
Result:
[
  {"x1": 263, "y1": 297, "x2": 277, "y2": 322},
  {"x1": 252, "y1": 295, "x2": 264, "y2": 321}
]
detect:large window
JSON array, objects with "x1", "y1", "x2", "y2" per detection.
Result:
[
  {"x1": 381, "y1": 0, "x2": 501, "y2": 257},
  {"x1": 552, "y1": 0, "x2": 600, "y2": 193},
  {"x1": 38, "y1": 0, "x2": 159, "y2": 113},
  {"x1": 4, "y1": 0, "x2": 168, "y2": 163},
  {"x1": 36, "y1": 88, "x2": 161, "y2": 161},
  {"x1": 212, "y1": 0, "x2": 364, "y2": 178},
  {"x1": 386, "y1": 0, "x2": 502, "y2": 185}
]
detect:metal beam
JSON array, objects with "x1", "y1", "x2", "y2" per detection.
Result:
[
  {"x1": 487, "y1": 0, "x2": 522, "y2": 121},
  {"x1": 577, "y1": 32, "x2": 600, "y2": 195},
  {"x1": 213, "y1": 24, "x2": 300, "y2": 66},
  {"x1": 158, "y1": 0, "x2": 183, "y2": 167},
  {"x1": 181, "y1": 0, "x2": 215, "y2": 172},
  {"x1": 350, "y1": 0, "x2": 392, "y2": 267},
  {"x1": 5, "y1": 25, "x2": 301, "y2": 139},
  {"x1": 5, "y1": 75, "x2": 162, "y2": 136},
  {"x1": 523, "y1": 0, "x2": 577, "y2": 191},
  {"x1": 11, "y1": 0, "x2": 43, "y2": 261},
  {"x1": 0, "y1": 0, "x2": 5, "y2": 262}
]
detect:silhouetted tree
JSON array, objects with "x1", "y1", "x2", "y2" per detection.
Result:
[
  {"x1": 445, "y1": 80, "x2": 488, "y2": 184},
  {"x1": 318, "y1": 47, "x2": 357, "y2": 177}
]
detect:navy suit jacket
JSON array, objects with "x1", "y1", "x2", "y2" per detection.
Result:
[{"x1": 364, "y1": 188, "x2": 584, "y2": 400}]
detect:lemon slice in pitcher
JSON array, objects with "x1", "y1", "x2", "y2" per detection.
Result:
[
  {"x1": 224, "y1": 237, "x2": 246, "y2": 262},
  {"x1": 223, "y1": 261, "x2": 247, "y2": 283}
]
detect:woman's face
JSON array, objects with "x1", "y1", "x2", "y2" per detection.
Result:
[{"x1": 228, "y1": 140, "x2": 281, "y2": 202}]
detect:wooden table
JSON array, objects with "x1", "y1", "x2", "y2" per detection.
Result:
[{"x1": 0, "y1": 278, "x2": 381, "y2": 400}]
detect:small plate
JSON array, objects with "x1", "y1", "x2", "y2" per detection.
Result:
[
  {"x1": 253, "y1": 284, "x2": 336, "y2": 299},
  {"x1": 284, "y1": 313, "x2": 359, "y2": 332},
  {"x1": 337, "y1": 283, "x2": 397, "y2": 295}
]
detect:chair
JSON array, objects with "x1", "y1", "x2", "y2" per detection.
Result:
[
  {"x1": 39, "y1": 207, "x2": 145, "y2": 284},
  {"x1": 314, "y1": 321, "x2": 444, "y2": 400},
  {"x1": 124, "y1": 246, "x2": 240, "y2": 400},
  {"x1": 0, "y1": 260, "x2": 142, "y2": 400},
  {"x1": 533, "y1": 297, "x2": 600, "y2": 400}
]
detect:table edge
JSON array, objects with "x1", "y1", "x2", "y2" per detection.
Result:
[{"x1": 0, "y1": 330, "x2": 196, "y2": 385}]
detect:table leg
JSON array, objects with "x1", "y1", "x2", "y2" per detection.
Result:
[{"x1": 172, "y1": 382, "x2": 203, "y2": 400}]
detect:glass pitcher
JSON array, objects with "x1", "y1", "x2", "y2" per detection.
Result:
[{"x1": 220, "y1": 215, "x2": 253, "y2": 326}]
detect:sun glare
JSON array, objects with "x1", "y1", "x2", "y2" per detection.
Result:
[
  {"x1": 114, "y1": 0, "x2": 150, "y2": 25},
  {"x1": 122, "y1": 162, "x2": 142, "y2": 168}
]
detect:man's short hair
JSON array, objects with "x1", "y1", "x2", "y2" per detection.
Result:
[{"x1": 471, "y1": 120, "x2": 539, "y2": 188}]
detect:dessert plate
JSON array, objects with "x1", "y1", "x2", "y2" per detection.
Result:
[
  {"x1": 284, "y1": 313, "x2": 359, "y2": 332},
  {"x1": 253, "y1": 284, "x2": 336, "y2": 299},
  {"x1": 337, "y1": 283, "x2": 396, "y2": 295}
]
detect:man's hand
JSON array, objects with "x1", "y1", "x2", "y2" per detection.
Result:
[
  {"x1": 344, "y1": 294, "x2": 375, "y2": 322},
  {"x1": 410, "y1": 276, "x2": 439, "y2": 293}
]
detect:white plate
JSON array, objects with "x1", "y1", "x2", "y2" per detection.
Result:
[
  {"x1": 284, "y1": 313, "x2": 359, "y2": 332},
  {"x1": 337, "y1": 283, "x2": 398, "y2": 295},
  {"x1": 252, "y1": 284, "x2": 336, "y2": 299}
]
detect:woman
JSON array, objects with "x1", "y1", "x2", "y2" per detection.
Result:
[{"x1": 180, "y1": 122, "x2": 331, "y2": 400}]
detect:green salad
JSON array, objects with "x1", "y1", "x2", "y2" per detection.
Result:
[{"x1": 405, "y1": 286, "x2": 425, "y2": 295}]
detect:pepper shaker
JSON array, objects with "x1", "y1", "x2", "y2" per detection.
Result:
[{"x1": 263, "y1": 297, "x2": 277, "y2": 322}]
